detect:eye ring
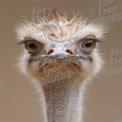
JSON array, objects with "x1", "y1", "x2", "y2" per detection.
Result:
[
  {"x1": 80, "y1": 39, "x2": 96, "y2": 54},
  {"x1": 24, "y1": 40, "x2": 43, "y2": 55}
]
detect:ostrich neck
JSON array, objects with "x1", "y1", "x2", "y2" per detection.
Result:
[{"x1": 42, "y1": 79, "x2": 83, "y2": 122}]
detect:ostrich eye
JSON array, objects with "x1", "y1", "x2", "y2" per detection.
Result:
[
  {"x1": 25, "y1": 40, "x2": 42, "y2": 55},
  {"x1": 81, "y1": 39, "x2": 96, "y2": 53}
]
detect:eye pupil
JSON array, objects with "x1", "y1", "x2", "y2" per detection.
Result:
[
  {"x1": 85, "y1": 41, "x2": 92, "y2": 48},
  {"x1": 29, "y1": 43, "x2": 37, "y2": 49}
]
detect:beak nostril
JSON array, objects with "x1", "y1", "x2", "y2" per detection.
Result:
[
  {"x1": 66, "y1": 49, "x2": 74, "y2": 54},
  {"x1": 47, "y1": 49, "x2": 54, "y2": 55}
]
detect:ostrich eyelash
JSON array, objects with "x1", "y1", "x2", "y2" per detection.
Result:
[
  {"x1": 79, "y1": 36, "x2": 103, "y2": 43},
  {"x1": 17, "y1": 37, "x2": 39, "y2": 45}
]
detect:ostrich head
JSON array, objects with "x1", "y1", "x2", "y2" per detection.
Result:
[{"x1": 16, "y1": 10, "x2": 105, "y2": 86}]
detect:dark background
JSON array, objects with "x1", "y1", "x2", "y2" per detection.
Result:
[{"x1": 0, "y1": 0, "x2": 122, "y2": 122}]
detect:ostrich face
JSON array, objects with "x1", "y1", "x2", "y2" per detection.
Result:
[{"x1": 17, "y1": 12, "x2": 105, "y2": 85}]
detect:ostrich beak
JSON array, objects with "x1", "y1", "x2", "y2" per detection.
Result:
[
  {"x1": 46, "y1": 46, "x2": 74, "y2": 59},
  {"x1": 45, "y1": 45, "x2": 91, "y2": 61}
]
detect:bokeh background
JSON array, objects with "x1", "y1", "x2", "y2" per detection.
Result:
[{"x1": 0, "y1": 0, "x2": 122, "y2": 122}]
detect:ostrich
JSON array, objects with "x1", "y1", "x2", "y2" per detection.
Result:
[{"x1": 16, "y1": 10, "x2": 106, "y2": 122}]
